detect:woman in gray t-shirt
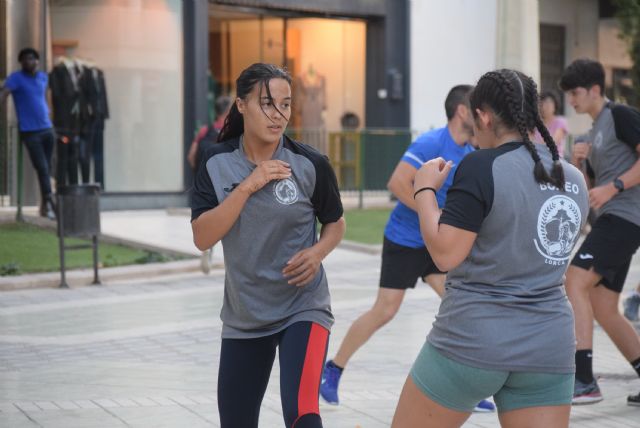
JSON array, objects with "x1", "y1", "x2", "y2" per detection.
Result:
[
  {"x1": 392, "y1": 69, "x2": 588, "y2": 427},
  {"x1": 191, "y1": 63, "x2": 345, "y2": 428}
]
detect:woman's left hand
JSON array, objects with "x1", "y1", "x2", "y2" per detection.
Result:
[
  {"x1": 414, "y1": 157, "x2": 453, "y2": 193},
  {"x1": 283, "y1": 247, "x2": 323, "y2": 286}
]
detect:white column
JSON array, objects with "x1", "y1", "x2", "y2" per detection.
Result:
[{"x1": 496, "y1": 0, "x2": 541, "y2": 84}]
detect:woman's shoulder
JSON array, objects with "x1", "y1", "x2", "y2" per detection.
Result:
[
  {"x1": 283, "y1": 136, "x2": 328, "y2": 163},
  {"x1": 201, "y1": 138, "x2": 239, "y2": 161},
  {"x1": 459, "y1": 143, "x2": 517, "y2": 167}
]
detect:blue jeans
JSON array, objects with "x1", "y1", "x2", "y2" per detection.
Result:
[{"x1": 20, "y1": 128, "x2": 55, "y2": 197}]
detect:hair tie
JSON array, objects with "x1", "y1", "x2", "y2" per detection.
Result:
[
  {"x1": 414, "y1": 187, "x2": 437, "y2": 199},
  {"x1": 509, "y1": 70, "x2": 525, "y2": 112}
]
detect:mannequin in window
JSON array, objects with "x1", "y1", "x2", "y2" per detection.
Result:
[
  {"x1": 293, "y1": 64, "x2": 327, "y2": 151},
  {"x1": 50, "y1": 55, "x2": 83, "y2": 188}
]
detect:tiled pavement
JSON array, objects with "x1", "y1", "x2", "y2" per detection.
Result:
[
  {"x1": 1, "y1": 246, "x2": 639, "y2": 427},
  {"x1": 1, "y1": 207, "x2": 640, "y2": 427}
]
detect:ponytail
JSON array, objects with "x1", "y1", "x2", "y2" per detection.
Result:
[{"x1": 217, "y1": 102, "x2": 243, "y2": 142}]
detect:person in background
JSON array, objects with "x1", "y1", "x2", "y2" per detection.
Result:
[
  {"x1": 321, "y1": 85, "x2": 496, "y2": 413},
  {"x1": 534, "y1": 91, "x2": 568, "y2": 159},
  {"x1": 0, "y1": 47, "x2": 56, "y2": 219},
  {"x1": 188, "y1": 95, "x2": 233, "y2": 171},
  {"x1": 623, "y1": 283, "x2": 640, "y2": 322},
  {"x1": 188, "y1": 95, "x2": 233, "y2": 274},
  {"x1": 559, "y1": 58, "x2": 640, "y2": 407}
]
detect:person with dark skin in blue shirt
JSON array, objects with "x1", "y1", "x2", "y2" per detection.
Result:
[{"x1": 0, "y1": 48, "x2": 56, "y2": 219}]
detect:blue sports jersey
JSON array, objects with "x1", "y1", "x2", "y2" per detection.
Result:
[
  {"x1": 384, "y1": 126, "x2": 475, "y2": 248},
  {"x1": 4, "y1": 70, "x2": 52, "y2": 132}
]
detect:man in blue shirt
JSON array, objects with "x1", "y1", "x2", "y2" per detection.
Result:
[
  {"x1": 320, "y1": 85, "x2": 495, "y2": 412},
  {"x1": 1, "y1": 48, "x2": 55, "y2": 219}
]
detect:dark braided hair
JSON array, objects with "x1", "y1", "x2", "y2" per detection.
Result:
[
  {"x1": 520, "y1": 74, "x2": 565, "y2": 186},
  {"x1": 470, "y1": 69, "x2": 565, "y2": 189},
  {"x1": 217, "y1": 63, "x2": 292, "y2": 143}
]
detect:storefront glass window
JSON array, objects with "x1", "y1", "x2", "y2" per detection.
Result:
[
  {"x1": 209, "y1": 7, "x2": 365, "y2": 155},
  {"x1": 50, "y1": 0, "x2": 183, "y2": 192}
]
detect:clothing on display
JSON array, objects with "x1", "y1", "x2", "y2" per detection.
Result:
[
  {"x1": 49, "y1": 57, "x2": 109, "y2": 188},
  {"x1": 293, "y1": 65, "x2": 327, "y2": 152},
  {"x1": 86, "y1": 67, "x2": 109, "y2": 188}
]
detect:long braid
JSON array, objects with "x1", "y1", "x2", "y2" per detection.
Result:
[
  {"x1": 485, "y1": 72, "x2": 552, "y2": 186},
  {"x1": 478, "y1": 70, "x2": 568, "y2": 188},
  {"x1": 535, "y1": 113, "x2": 566, "y2": 188},
  {"x1": 524, "y1": 76, "x2": 566, "y2": 188}
]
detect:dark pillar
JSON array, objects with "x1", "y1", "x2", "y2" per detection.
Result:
[
  {"x1": 183, "y1": 0, "x2": 210, "y2": 189},
  {"x1": 365, "y1": 0, "x2": 410, "y2": 128}
]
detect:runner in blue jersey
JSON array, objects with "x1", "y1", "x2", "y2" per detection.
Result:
[{"x1": 321, "y1": 85, "x2": 495, "y2": 412}]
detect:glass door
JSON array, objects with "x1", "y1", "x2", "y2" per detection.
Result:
[{"x1": 209, "y1": 7, "x2": 285, "y2": 98}]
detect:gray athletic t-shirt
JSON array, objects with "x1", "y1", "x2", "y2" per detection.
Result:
[
  {"x1": 586, "y1": 102, "x2": 640, "y2": 227},
  {"x1": 428, "y1": 142, "x2": 589, "y2": 373},
  {"x1": 191, "y1": 136, "x2": 343, "y2": 339}
]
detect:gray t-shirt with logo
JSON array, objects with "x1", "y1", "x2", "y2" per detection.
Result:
[
  {"x1": 586, "y1": 102, "x2": 640, "y2": 227},
  {"x1": 191, "y1": 136, "x2": 343, "y2": 339},
  {"x1": 428, "y1": 142, "x2": 589, "y2": 373}
]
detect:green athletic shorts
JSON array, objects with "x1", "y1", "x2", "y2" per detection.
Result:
[{"x1": 410, "y1": 341, "x2": 574, "y2": 413}]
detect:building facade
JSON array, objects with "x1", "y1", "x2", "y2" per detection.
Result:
[
  {"x1": 1, "y1": 0, "x2": 635, "y2": 209},
  {"x1": 1, "y1": 0, "x2": 410, "y2": 209},
  {"x1": 410, "y1": 0, "x2": 633, "y2": 136}
]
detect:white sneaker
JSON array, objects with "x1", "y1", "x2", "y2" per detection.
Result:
[{"x1": 200, "y1": 249, "x2": 211, "y2": 274}]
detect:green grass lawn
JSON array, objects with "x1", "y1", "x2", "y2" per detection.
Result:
[
  {"x1": 0, "y1": 222, "x2": 177, "y2": 276},
  {"x1": 342, "y1": 208, "x2": 391, "y2": 245}
]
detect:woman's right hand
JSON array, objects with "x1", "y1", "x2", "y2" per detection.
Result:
[
  {"x1": 238, "y1": 160, "x2": 291, "y2": 195},
  {"x1": 414, "y1": 157, "x2": 452, "y2": 193}
]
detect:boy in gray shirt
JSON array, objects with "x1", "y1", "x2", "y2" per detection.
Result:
[{"x1": 560, "y1": 59, "x2": 640, "y2": 407}]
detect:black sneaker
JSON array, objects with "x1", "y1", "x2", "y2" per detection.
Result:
[
  {"x1": 572, "y1": 378, "x2": 603, "y2": 405},
  {"x1": 628, "y1": 391, "x2": 640, "y2": 407}
]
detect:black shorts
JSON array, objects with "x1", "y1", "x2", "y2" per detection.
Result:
[
  {"x1": 571, "y1": 214, "x2": 640, "y2": 293},
  {"x1": 379, "y1": 237, "x2": 445, "y2": 290}
]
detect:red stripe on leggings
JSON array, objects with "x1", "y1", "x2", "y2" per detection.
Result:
[{"x1": 297, "y1": 323, "x2": 329, "y2": 419}]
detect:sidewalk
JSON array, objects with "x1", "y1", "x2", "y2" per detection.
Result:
[
  {"x1": 0, "y1": 208, "x2": 639, "y2": 426},
  {"x1": 0, "y1": 253, "x2": 638, "y2": 427},
  {"x1": 0, "y1": 195, "x2": 391, "y2": 289}
]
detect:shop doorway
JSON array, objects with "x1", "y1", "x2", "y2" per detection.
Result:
[{"x1": 209, "y1": 6, "x2": 366, "y2": 154}]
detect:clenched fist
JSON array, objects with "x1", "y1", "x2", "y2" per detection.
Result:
[
  {"x1": 571, "y1": 142, "x2": 591, "y2": 166},
  {"x1": 238, "y1": 160, "x2": 291, "y2": 195}
]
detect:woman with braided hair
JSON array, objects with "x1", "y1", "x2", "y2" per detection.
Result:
[{"x1": 391, "y1": 69, "x2": 589, "y2": 428}]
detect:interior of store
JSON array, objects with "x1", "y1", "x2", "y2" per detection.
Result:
[{"x1": 209, "y1": 6, "x2": 366, "y2": 153}]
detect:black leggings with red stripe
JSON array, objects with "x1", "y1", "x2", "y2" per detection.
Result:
[{"x1": 218, "y1": 321, "x2": 329, "y2": 428}]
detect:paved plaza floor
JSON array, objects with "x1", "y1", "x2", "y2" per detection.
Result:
[{"x1": 1, "y1": 243, "x2": 639, "y2": 427}]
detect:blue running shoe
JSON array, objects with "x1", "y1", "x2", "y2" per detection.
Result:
[
  {"x1": 623, "y1": 293, "x2": 640, "y2": 322},
  {"x1": 473, "y1": 399, "x2": 495, "y2": 413},
  {"x1": 320, "y1": 360, "x2": 342, "y2": 405}
]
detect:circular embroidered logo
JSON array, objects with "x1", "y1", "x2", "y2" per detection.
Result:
[
  {"x1": 274, "y1": 178, "x2": 298, "y2": 205},
  {"x1": 594, "y1": 131, "x2": 603, "y2": 149},
  {"x1": 534, "y1": 195, "x2": 582, "y2": 263}
]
